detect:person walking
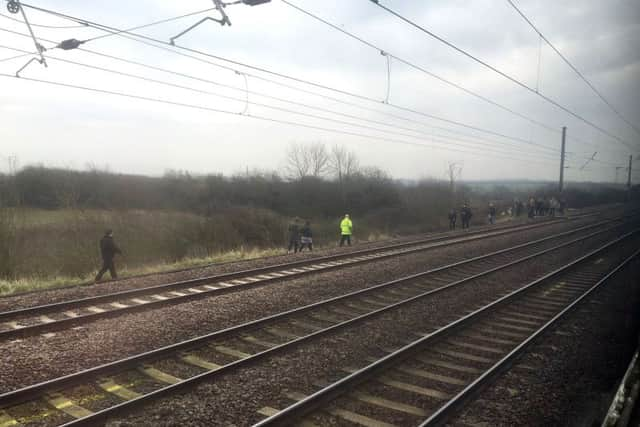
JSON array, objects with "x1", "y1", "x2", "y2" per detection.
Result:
[
  {"x1": 287, "y1": 218, "x2": 301, "y2": 253},
  {"x1": 95, "y1": 229, "x2": 122, "y2": 282},
  {"x1": 448, "y1": 208, "x2": 457, "y2": 230},
  {"x1": 299, "y1": 220, "x2": 313, "y2": 252},
  {"x1": 488, "y1": 203, "x2": 497, "y2": 225},
  {"x1": 339, "y1": 214, "x2": 353, "y2": 246}
]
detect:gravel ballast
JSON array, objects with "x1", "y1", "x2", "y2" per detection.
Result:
[
  {"x1": 0, "y1": 217, "x2": 623, "y2": 395},
  {"x1": 446, "y1": 256, "x2": 640, "y2": 426},
  {"x1": 0, "y1": 216, "x2": 598, "y2": 313},
  {"x1": 105, "y1": 228, "x2": 640, "y2": 426}
]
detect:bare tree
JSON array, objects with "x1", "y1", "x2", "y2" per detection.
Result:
[
  {"x1": 329, "y1": 145, "x2": 359, "y2": 182},
  {"x1": 308, "y1": 143, "x2": 329, "y2": 177},
  {"x1": 285, "y1": 142, "x2": 329, "y2": 180},
  {"x1": 285, "y1": 143, "x2": 310, "y2": 180}
]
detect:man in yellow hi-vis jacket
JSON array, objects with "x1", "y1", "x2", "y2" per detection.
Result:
[{"x1": 339, "y1": 214, "x2": 353, "y2": 246}]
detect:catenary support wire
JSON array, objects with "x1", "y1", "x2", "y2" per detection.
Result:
[
  {"x1": 369, "y1": 0, "x2": 637, "y2": 150},
  {"x1": 0, "y1": 30, "x2": 562, "y2": 158},
  {"x1": 505, "y1": 0, "x2": 640, "y2": 138},
  {"x1": 0, "y1": 72, "x2": 561, "y2": 166},
  {"x1": 0, "y1": 22, "x2": 565, "y2": 155}
]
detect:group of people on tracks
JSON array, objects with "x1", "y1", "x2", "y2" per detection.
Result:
[
  {"x1": 94, "y1": 215, "x2": 355, "y2": 283},
  {"x1": 95, "y1": 196, "x2": 566, "y2": 283},
  {"x1": 286, "y1": 214, "x2": 353, "y2": 254}
]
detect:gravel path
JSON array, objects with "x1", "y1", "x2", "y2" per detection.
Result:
[
  {"x1": 106, "y1": 225, "x2": 640, "y2": 426},
  {"x1": 0, "y1": 218, "x2": 614, "y2": 394},
  {"x1": 447, "y1": 255, "x2": 640, "y2": 427}
]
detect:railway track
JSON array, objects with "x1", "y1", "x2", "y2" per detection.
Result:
[
  {"x1": 0, "y1": 216, "x2": 633, "y2": 426},
  {"x1": 253, "y1": 232, "x2": 640, "y2": 427},
  {"x1": 0, "y1": 214, "x2": 595, "y2": 340}
]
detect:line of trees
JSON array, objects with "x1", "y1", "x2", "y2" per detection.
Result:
[{"x1": 0, "y1": 143, "x2": 636, "y2": 281}]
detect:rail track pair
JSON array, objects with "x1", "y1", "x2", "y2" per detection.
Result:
[
  {"x1": 0, "y1": 214, "x2": 595, "y2": 341},
  {"x1": 0, "y1": 213, "x2": 636, "y2": 426}
]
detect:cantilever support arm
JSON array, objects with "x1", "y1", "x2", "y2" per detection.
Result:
[{"x1": 169, "y1": 0, "x2": 232, "y2": 45}]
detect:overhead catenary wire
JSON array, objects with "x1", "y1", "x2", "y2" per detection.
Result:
[
  {"x1": 0, "y1": 22, "x2": 565, "y2": 156},
  {"x1": 6, "y1": 5, "x2": 576, "y2": 150},
  {"x1": 0, "y1": 72, "x2": 563, "y2": 167},
  {"x1": 368, "y1": 0, "x2": 637, "y2": 151},
  {"x1": 279, "y1": 0, "x2": 580, "y2": 145},
  {"x1": 15, "y1": 1, "x2": 622, "y2": 157},
  {"x1": 0, "y1": 43, "x2": 560, "y2": 162},
  {"x1": 278, "y1": 0, "x2": 628, "y2": 157},
  {"x1": 82, "y1": 6, "x2": 218, "y2": 43},
  {"x1": 0, "y1": 32, "x2": 560, "y2": 158},
  {"x1": 3, "y1": 4, "x2": 628, "y2": 167},
  {"x1": 505, "y1": 0, "x2": 640, "y2": 139},
  {"x1": 0, "y1": 5, "x2": 217, "y2": 62},
  {"x1": 0, "y1": 10, "x2": 87, "y2": 29}
]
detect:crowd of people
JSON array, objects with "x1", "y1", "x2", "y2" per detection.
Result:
[{"x1": 447, "y1": 195, "x2": 566, "y2": 231}]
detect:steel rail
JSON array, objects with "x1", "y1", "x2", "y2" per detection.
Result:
[
  {"x1": 421, "y1": 248, "x2": 640, "y2": 426},
  {"x1": 0, "y1": 216, "x2": 591, "y2": 339},
  {"x1": 0, "y1": 217, "x2": 569, "y2": 318},
  {"x1": 0, "y1": 219, "x2": 630, "y2": 425},
  {"x1": 0, "y1": 215, "x2": 573, "y2": 302},
  {"x1": 0, "y1": 209, "x2": 601, "y2": 302},
  {"x1": 253, "y1": 229, "x2": 640, "y2": 427}
]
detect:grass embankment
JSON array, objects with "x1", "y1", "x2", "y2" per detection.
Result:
[
  {"x1": 0, "y1": 208, "x2": 394, "y2": 297},
  {"x1": 0, "y1": 246, "x2": 286, "y2": 297}
]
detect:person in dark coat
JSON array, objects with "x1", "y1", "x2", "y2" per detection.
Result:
[
  {"x1": 488, "y1": 203, "x2": 497, "y2": 225},
  {"x1": 461, "y1": 204, "x2": 472, "y2": 229},
  {"x1": 95, "y1": 229, "x2": 122, "y2": 282},
  {"x1": 299, "y1": 221, "x2": 313, "y2": 252},
  {"x1": 287, "y1": 218, "x2": 300, "y2": 253},
  {"x1": 448, "y1": 208, "x2": 457, "y2": 230}
]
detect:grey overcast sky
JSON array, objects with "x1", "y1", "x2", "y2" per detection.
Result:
[{"x1": 1, "y1": 0, "x2": 639, "y2": 182}]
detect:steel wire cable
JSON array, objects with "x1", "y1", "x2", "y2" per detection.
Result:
[
  {"x1": 369, "y1": 0, "x2": 637, "y2": 151},
  {"x1": 280, "y1": 0, "x2": 564, "y2": 144},
  {"x1": 6, "y1": 4, "x2": 576, "y2": 153},
  {"x1": 0, "y1": 26, "x2": 565, "y2": 157},
  {"x1": 3, "y1": 3, "x2": 623, "y2": 156},
  {"x1": 0, "y1": 28, "x2": 560, "y2": 152},
  {"x1": 0, "y1": 31, "x2": 562, "y2": 158},
  {"x1": 4, "y1": 3, "x2": 628, "y2": 167},
  {"x1": 0, "y1": 5, "x2": 216, "y2": 61},
  {"x1": 0, "y1": 10, "x2": 86, "y2": 29},
  {"x1": 505, "y1": 0, "x2": 640, "y2": 138},
  {"x1": 0, "y1": 44, "x2": 560, "y2": 162},
  {"x1": 0, "y1": 72, "x2": 562, "y2": 166}
]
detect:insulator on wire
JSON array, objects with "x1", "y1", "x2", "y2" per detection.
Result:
[
  {"x1": 242, "y1": 0, "x2": 271, "y2": 5},
  {"x1": 57, "y1": 39, "x2": 85, "y2": 51}
]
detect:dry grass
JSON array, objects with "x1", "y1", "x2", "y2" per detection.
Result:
[{"x1": 0, "y1": 246, "x2": 286, "y2": 297}]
